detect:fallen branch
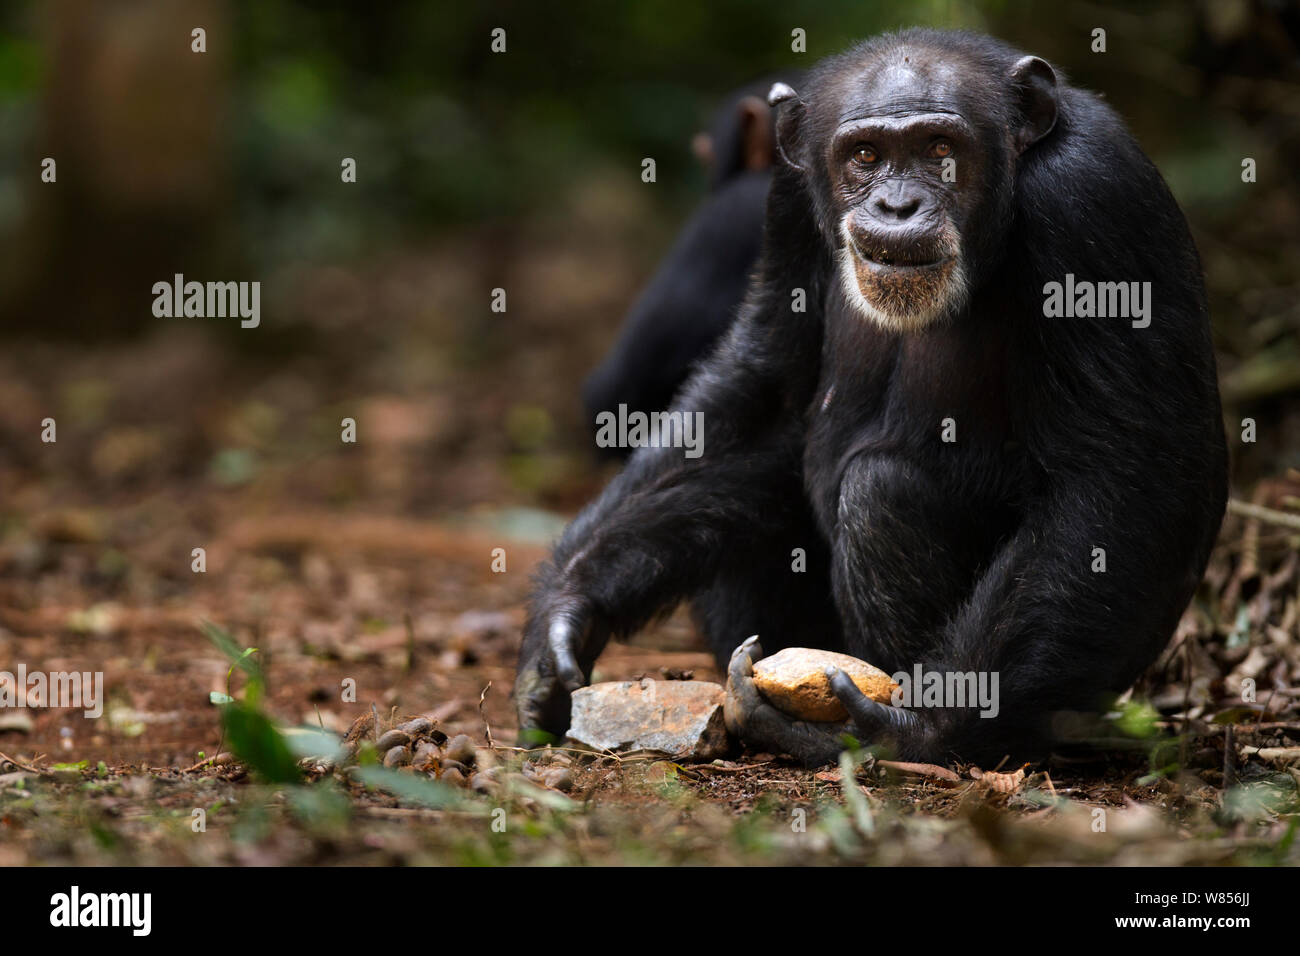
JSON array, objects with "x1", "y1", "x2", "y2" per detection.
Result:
[
  {"x1": 1227, "y1": 499, "x2": 1300, "y2": 532},
  {"x1": 1240, "y1": 745, "x2": 1300, "y2": 764}
]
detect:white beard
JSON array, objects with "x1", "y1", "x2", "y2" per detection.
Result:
[{"x1": 836, "y1": 219, "x2": 968, "y2": 333}]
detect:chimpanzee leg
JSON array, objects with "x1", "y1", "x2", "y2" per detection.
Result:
[
  {"x1": 514, "y1": 432, "x2": 818, "y2": 738},
  {"x1": 830, "y1": 454, "x2": 1014, "y2": 673},
  {"x1": 724, "y1": 453, "x2": 1014, "y2": 764},
  {"x1": 689, "y1": 488, "x2": 842, "y2": 667}
]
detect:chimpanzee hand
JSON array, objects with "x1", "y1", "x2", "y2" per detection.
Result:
[
  {"x1": 514, "y1": 596, "x2": 601, "y2": 744},
  {"x1": 724, "y1": 636, "x2": 919, "y2": 766}
]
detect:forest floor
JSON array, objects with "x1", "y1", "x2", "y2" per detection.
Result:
[
  {"x1": 1, "y1": 224, "x2": 1298, "y2": 866},
  {"x1": 0, "y1": 490, "x2": 1297, "y2": 866}
]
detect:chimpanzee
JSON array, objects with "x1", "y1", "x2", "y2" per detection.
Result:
[
  {"x1": 582, "y1": 76, "x2": 798, "y2": 445},
  {"x1": 516, "y1": 29, "x2": 1228, "y2": 766}
]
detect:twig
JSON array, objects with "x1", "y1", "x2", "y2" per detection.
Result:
[
  {"x1": 1239, "y1": 745, "x2": 1300, "y2": 761},
  {"x1": 358, "y1": 806, "x2": 486, "y2": 821},
  {"x1": 181, "y1": 753, "x2": 234, "y2": 773},
  {"x1": 877, "y1": 759, "x2": 962, "y2": 783},
  {"x1": 691, "y1": 762, "x2": 774, "y2": 773},
  {"x1": 0, "y1": 751, "x2": 43, "y2": 774},
  {"x1": 1223, "y1": 724, "x2": 1236, "y2": 789},
  {"x1": 1227, "y1": 498, "x2": 1300, "y2": 533},
  {"x1": 505, "y1": 744, "x2": 670, "y2": 764},
  {"x1": 1239, "y1": 496, "x2": 1262, "y2": 580},
  {"x1": 478, "y1": 681, "x2": 495, "y2": 751}
]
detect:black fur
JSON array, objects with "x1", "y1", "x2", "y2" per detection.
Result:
[
  {"x1": 581, "y1": 170, "x2": 769, "y2": 427},
  {"x1": 582, "y1": 77, "x2": 800, "y2": 442},
  {"x1": 518, "y1": 29, "x2": 1228, "y2": 764}
]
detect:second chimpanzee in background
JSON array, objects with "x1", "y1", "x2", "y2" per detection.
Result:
[
  {"x1": 582, "y1": 76, "x2": 798, "y2": 444},
  {"x1": 522, "y1": 29, "x2": 1228, "y2": 766}
]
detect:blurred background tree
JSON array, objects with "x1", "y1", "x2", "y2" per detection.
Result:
[{"x1": 0, "y1": 0, "x2": 1296, "y2": 511}]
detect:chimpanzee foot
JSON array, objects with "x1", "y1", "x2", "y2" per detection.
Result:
[{"x1": 723, "y1": 636, "x2": 851, "y2": 767}]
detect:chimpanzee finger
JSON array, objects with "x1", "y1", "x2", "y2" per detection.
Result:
[
  {"x1": 513, "y1": 656, "x2": 572, "y2": 742},
  {"x1": 548, "y1": 615, "x2": 586, "y2": 691},
  {"x1": 727, "y1": 635, "x2": 763, "y2": 682},
  {"x1": 826, "y1": 667, "x2": 919, "y2": 736},
  {"x1": 726, "y1": 655, "x2": 848, "y2": 766}
]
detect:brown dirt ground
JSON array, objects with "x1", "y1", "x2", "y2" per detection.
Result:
[{"x1": 1, "y1": 222, "x2": 1298, "y2": 865}]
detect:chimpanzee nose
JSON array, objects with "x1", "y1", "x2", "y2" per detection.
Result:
[{"x1": 874, "y1": 184, "x2": 923, "y2": 220}]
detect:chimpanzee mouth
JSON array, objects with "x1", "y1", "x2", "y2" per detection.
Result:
[
  {"x1": 853, "y1": 242, "x2": 950, "y2": 271},
  {"x1": 837, "y1": 219, "x2": 968, "y2": 332}
]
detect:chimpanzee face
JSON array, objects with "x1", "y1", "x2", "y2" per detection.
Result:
[
  {"x1": 828, "y1": 94, "x2": 974, "y2": 333},
  {"x1": 775, "y1": 43, "x2": 1057, "y2": 333}
]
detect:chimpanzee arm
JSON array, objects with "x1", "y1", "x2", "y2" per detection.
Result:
[
  {"x1": 723, "y1": 299, "x2": 1225, "y2": 765},
  {"x1": 908, "y1": 426, "x2": 1222, "y2": 759},
  {"x1": 516, "y1": 178, "x2": 828, "y2": 738},
  {"x1": 727, "y1": 441, "x2": 1220, "y2": 765},
  {"x1": 894, "y1": 185, "x2": 1229, "y2": 761},
  {"x1": 866, "y1": 321, "x2": 1222, "y2": 762}
]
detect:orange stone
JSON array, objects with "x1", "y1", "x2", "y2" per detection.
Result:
[{"x1": 752, "y1": 647, "x2": 899, "y2": 721}]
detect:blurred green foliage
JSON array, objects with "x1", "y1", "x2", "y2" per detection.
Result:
[
  {"x1": 4, "y1": 0, "x2": 1286, "y2": 269},
  {"x1": 0, "y1": 0, "x2": 1295, "y2": 463},
  {"x1": 225, "y1": 0, "x2": 995, "y2": 262}
]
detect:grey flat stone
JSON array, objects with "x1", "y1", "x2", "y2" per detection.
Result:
[{"x1": 567, "y1": 679, "x2": 729, "y2": 760}]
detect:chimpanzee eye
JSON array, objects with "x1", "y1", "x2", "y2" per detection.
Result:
[
  {"x1": 929, "y1": 139, "x2": 953, "y2": 158},
  {"x1": 852, "y1": 145, "x2": 879, "y2": 164}
]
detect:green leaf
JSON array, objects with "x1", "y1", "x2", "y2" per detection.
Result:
[
  {"x1": 1211, "y1": 706, "x2": 1271, "y2": 725},
  {"x1": 505, "y1": 774, "x2": 579, "y2": 812},
  {"x1": 200, "y1": 620, "x2": 264, "y2": 704},
  {"x1": 516, "y1": 727, "x2": 558, "y2": 748},
  {"x1": 288, "y1": 784, "x2": 352, "y2": 830},
  {"x1": 353, "y1": 766, "x2": 468, "y2": 809},
  {"x1": 230, "y1": 647, "x2": 260, "y2": 677},
  {"x1": 837, "y1": 750, "x2": 875, "y2": 837},
  {"x1": 281, "y1": 726, "x2": 344, "y2": 761},
  {"x1": 1226, "y1": 604, "x2": 1251, "y2": 649},
  {"x1": 1114, "y1": 699, "x2": 1161, "y2": 739},
  {"x1": 201, "y1": 619, "x2": 246, "y2": 664},
  {"x1": 221, "y1": 702, "x2": 301, "y2": 784}
]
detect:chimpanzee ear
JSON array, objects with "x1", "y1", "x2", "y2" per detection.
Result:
[
  {"x1": 691, "y1": 131, "x2": 714, "y2": 170},
  {"x1": 768, "y1": 82, "x2": 807, "y2": 171},
  {"x1": 1009, "y1": 56, "x2": 1058, "y2": 154},
  {"x1": 736, "y1": 95, "x2": 775, "y2": 171}
]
